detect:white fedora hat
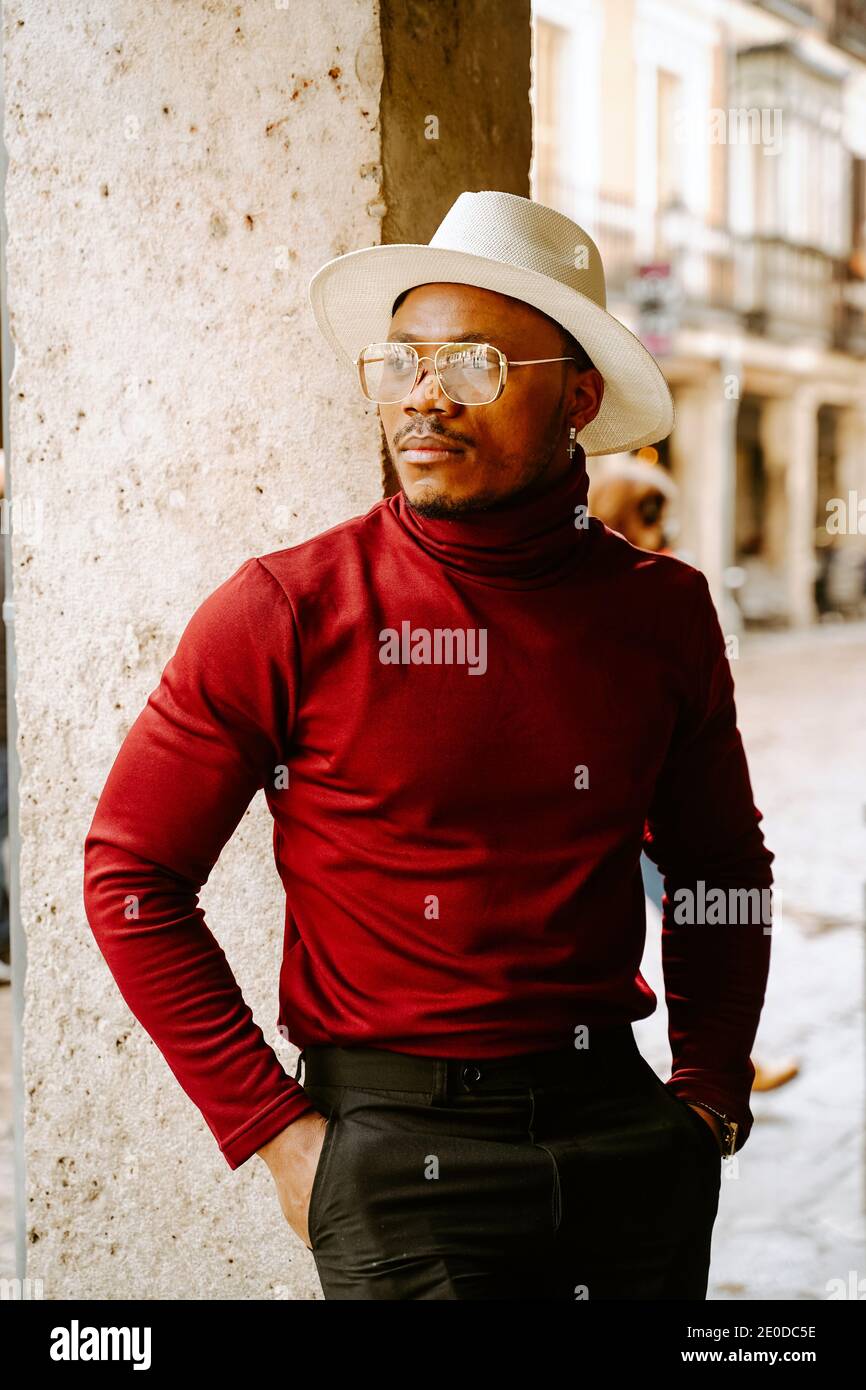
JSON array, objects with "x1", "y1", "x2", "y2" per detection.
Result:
[{"x1": 308, "y1": 189, "x2": 675, "y2": 457}]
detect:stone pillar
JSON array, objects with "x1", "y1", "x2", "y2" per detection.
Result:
[
  {"x1": 668, "y1": 363, "x2": 740, "y2": 632},
  {"x1": 835, "y1": 404, "x2": 866, "y2": 546},
  {"x1": 2, "y1": 0, "x2": 531, "y2": 1300},
  {"x1": 759, "y1": 390, "x2": 820, "y2": 628}
]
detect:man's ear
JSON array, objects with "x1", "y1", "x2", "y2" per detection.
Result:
[{"x1": 570, "y1": 368, "x2": 604, "y2": 431}]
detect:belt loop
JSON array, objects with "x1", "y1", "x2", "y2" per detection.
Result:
[
  {"x1": 432, "y1": 1058, "x2": 448, "y2": 1105},
  {"x1": 294, "y1": 1047, "x2": 306, "y2": 1084}
]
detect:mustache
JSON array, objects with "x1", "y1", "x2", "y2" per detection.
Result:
[{"x1": 396, "y1": 426, "x2": 471, "y2": 447}]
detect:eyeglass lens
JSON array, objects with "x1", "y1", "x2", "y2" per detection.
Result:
[{"x1": 358, "y1": 342, "x2": 501, "y2": 404}]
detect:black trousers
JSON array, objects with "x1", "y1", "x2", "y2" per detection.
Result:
[{"x1": 298, "y1": 1025, "x2": 722, "y2": 1301}]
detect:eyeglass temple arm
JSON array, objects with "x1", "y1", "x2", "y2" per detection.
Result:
[{"x1": 507, "y1": 357, "x2": 581, "y2": 365}]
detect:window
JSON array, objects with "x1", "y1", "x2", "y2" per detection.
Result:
[
  {"x1": 657, "y1": 67, "x2": 683, "y2": 209},
  {"x1": 532, "y1": 17, "x2": 567, "y2": 202}
]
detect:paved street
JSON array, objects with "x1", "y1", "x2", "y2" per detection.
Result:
[
  {"x1": 636, "y1": 619, "x2": 866, "y2": 1301},
  {"x1": 1, "y1": 621, "x2": 863, "y2": 1297}
]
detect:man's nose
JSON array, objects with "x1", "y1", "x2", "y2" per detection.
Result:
[
  {"x1": 410, "y1": 355, "x2": 442, "y2": 404},
  {"x1": 403, "y1": 356, "x2": 461, "y2": 413}
]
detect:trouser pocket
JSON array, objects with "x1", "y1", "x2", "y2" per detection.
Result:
[
  {"x1": 303, "y1": 1082, "x2": 553, "y2": 1264},
  {"x1": 306, "y1": 1107, "x2": 342, "y2": 1252},
  {"x1": 670, "y1": 1094, "x2": 724, "y2": 1164},
  {"x1": 640, "y1": 1060, "x2": 723, "y2": 1168}
]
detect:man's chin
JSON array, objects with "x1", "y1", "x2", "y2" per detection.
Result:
[{"x1": 403, "y1": 483, "x2": 493, "y2": 519}]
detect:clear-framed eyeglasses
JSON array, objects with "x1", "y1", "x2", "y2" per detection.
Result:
[{"x1": 355, "y1": 340, "x2": 583, "y2": 406}]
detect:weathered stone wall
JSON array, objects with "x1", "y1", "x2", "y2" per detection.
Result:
[{"x1": 3, "y1": 0, "x2": 530, "y2": 1298}]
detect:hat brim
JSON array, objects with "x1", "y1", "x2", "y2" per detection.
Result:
[{"x1": 308, "y1": 243, "x2": 675, "y2": 457}]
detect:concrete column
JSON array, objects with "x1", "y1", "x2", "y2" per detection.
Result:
[
  {"x1": 2, "y1": 0, "x2": 531, "y2": 1300},
  {"x1": 759, "y1": 391, "x2": 820, "y2": 628},
  {"x1": 835, "y1": 404, "x2": 866, "y2": 546},
  {"x1": 668, "y1": 364, "x2": 740, "y2": 631}
]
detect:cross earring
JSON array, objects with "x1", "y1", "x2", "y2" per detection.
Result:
[{"x1": 567, "y1": 426, "x2": 577, "y2": 458}]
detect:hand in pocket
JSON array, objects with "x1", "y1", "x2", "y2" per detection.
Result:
[
  {"x1": 257, "y1": 1110, "x2": 331, "y2": 1249},
  {"x1": 684, "y1": 1103, "x2": 723, "y2": 1155}
]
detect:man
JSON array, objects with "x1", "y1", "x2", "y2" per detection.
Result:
[{"x1": 83, "y1": 190, "x2": 774, "y2": 1300}]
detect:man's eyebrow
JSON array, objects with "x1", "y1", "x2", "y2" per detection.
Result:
[{"x1": 387, "y1": 330, "x2": 502, "y2": 344}]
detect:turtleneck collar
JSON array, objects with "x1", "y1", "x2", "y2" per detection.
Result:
[{"x1": 388, "y1": 443, "x2": 596, "y2": 589}]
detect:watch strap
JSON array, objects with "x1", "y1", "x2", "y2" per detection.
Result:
[{"x1": 689, "y1": 1101, "x2": 739, "y2": 1157}]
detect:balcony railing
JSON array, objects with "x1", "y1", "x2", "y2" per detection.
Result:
[
  {"x1": 832, "y1": 0, "x2": 866, "y2": 58},
  {"x1": 752, "y1": 0, "x2": 823, "y2": 22},
  {"x1": 536, "y1": 176, "x2": 866, "y2": 355}
]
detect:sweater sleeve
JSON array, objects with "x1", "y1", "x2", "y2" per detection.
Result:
[
  {"x1": 642, "y1": 571, "x2": 774, "y2": 1152},
  {"x1": 82, "y1": 556, "x2": 317, "y2": 1170}
]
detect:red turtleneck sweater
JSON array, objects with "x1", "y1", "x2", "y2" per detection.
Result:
[{"x1": 83, "y1": 448, "x2": 773, "y2": 1169}]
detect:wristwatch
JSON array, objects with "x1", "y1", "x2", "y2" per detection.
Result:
[{"x1": 690, "y1": 1101, "x2": 739, "y2": 1158}]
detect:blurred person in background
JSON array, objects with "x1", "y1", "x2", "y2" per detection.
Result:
[
  {"x1": 587, "y1": 449, "x2": 680, "y2": 557},
  {"x1": 588, "y1": 450, "x2": 797, "y2": 1093},
  {"x1": 814, "y1": 529, "x2": 866, "y2": 621}
]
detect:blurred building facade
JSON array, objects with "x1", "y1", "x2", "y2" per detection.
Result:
[{"x1": 532, "y1": 0, "x2": 866, "y2": 628}]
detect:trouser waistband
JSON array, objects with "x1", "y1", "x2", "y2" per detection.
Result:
[{"x1": 295, "y1": 1025, "x2": 640, "y2": 1099}]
